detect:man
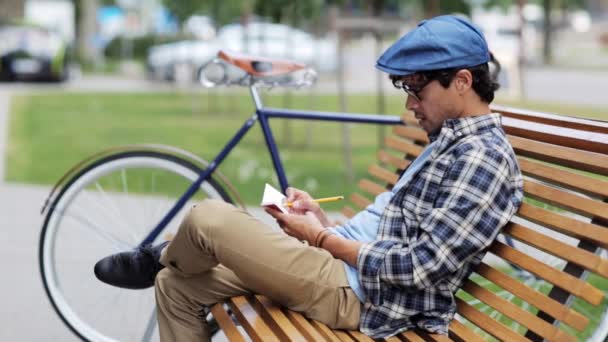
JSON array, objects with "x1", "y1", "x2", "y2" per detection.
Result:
[{"x1": 95, "y1": 15, "x2": 523, "y2": 340}]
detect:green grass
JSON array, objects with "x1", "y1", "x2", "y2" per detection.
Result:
[{"x1": 6, "y1": 91, "x2": 406, "y2": 206}]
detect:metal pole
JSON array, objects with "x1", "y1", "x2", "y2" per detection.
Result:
[
  {"x1": 375, "y1": 30, "x2": 386, "y2": 150},
  {"x1": 337, "y1": 29, "x2": 354, "y2": 182}
]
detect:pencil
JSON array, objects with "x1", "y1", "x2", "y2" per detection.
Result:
[{"x1": 285, "y1": 196, "x2": 344, "y2": 207}]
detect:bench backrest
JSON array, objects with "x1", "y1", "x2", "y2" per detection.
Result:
[{"x1": 342, "y1": 107, "x2": 608, "y2": 341}]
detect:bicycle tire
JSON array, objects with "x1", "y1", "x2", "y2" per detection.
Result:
[{"x1": 39, "y1": 150, "x2": 233, "y2": 342}]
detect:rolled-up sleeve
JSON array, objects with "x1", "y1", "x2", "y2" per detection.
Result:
[{"x1": 357, "y1": 147, "x2": 519, "y2": 305}]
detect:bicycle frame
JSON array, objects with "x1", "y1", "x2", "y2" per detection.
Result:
[{"x1": 141, "y1": 86, "x2": 404, "y2": 246}]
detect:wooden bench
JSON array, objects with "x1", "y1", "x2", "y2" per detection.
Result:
[{"x1": 210, "y1": 106, "x2": 608, "y2": 342}]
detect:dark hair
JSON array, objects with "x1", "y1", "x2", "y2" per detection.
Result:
[{"x1": 420, "y1": 53, "x2": 502, "y2": 103}]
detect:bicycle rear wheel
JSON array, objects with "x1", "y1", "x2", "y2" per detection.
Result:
[{"x1": 39, "y1": 150, "x2": 233, "y2": 342}]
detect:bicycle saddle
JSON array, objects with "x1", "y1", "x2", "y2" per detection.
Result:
[{"x1": 218, "y1": 50, "x2": 307, "y2": 77}]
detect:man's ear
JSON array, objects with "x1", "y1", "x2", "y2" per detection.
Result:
[{"x1": 454, "y1": 69, "x2": 473, "y2": 93}]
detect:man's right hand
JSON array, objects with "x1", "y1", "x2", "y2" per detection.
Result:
[{"x1": 285, "y1": 187, "x2": 332, "y2": 227}]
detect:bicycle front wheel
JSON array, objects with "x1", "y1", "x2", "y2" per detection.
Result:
[{"x1": 39, "y1": 150, "x2": 233, "y2": 342}]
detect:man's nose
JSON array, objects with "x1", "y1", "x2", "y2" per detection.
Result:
[{"x1": 405, "y1": 95, "x2": 418, "y2": 111}]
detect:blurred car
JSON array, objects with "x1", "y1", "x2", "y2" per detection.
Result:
[
  {"x1": 146, "y1": 22, "x2": 337, "y2": 83},
  {"x1": 217, "y1": 23, "x2": 337, "y2": 72},
  {"x1": 0, "y1": 22, "x2": 71, "y2": 82}
]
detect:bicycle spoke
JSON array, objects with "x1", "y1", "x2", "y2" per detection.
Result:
[
  {"x1": 78, "y1": 186, "x2": 136, "y2": 243},
  {"x1": 137, "y1": 172, "x2": 155, "y2": 240},
  {"x1": 121, "y1": 168, "x2": 129, "y2": 197},
  {"x1": 58, "y1": 206, "x2": 133, "y2": 251},
  {"x1": 79, "y1": 188, "x2": 140, "y2": 246},
  {"x1": 145, "y1": 172, "x2": 162, "y2": 239},
  {"x1": 94, "y1": 182, "x2": 140, "y2": 243},
  {"x1": 90, "y1": 289, "x2": 123, "y2": 324},
  {"x1": 141, "y1": 307, "x2": 157, "y2": 342}
]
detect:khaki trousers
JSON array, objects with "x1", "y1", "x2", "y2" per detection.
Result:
[{"x1": 155, "y1": 199, "x2": 361, "y2": 341}]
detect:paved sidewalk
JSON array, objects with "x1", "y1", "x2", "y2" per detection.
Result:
[
  {"x1": 0, "y1": 91, "x2": 79, "y2": 340},
  {"x1": 0, "y1": 91, "x2": 7, "y2": 181},
  {"x1": 0, "y1": 183, "x2": 80, "y2": 341}
]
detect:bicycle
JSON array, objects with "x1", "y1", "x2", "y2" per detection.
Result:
[
  {"x1": 38, "y1": 50, "x2": 403, "y2": 342},
  {"x1": 38, "y1": 50, "x2": 608, "y2": 342}
]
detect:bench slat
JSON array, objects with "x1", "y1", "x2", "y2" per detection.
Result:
[
  {"x1": 421, "y1": 332, "x2": 453, "y2": 342},
  {"x1": 252, "y1": 295, "x2": 307, "y2": 342},
  {"x1": 333, "y1": 330, "x2": 356, "y2": 342},
  {"x1": 334, "y1": 330, "x2": 356, "y2": 341},
  {"x1": 492, "y1": 104, "x2": 608, "y2": 134},
  {"x1": 310, "y1": 320, "x2": 345, "y2": 341},
  {"x1": 449, "y1": 320, "x2": 485, "y2": 342},
  {"x1": 461, "y1": 281, "x2": 575, "y2": 342},
  {"x1": 210, "y1": 303, "x2": 247, "y2": 342},
  {"x1": 518, "y1": 158, "x2": 608, "y2": 198},
  {"x1": 283, "y1": 310, "x2": 327, "y2": 341},
  {"x1": 455, "y1": 298, "x2": 529, "y2": 342},
  {"x1": 393, "y1": 125, "x2": 430, "y2": 143},
  {"x1": 503, "y1": 222, "x2": 608, "y2": 277},
  {"x1": 475, "y1": 263, "x2": 589, "y2": 331},
  {"x1": 401, "y1": 113, "x2": 419, "y2": 126},
  {"x1": 517, "y1": 202, "x2": 608, "y2": 250},
  {"x1": 368, "y1": 165, "x2": 399, "y2": 185},
  {"x1": 508, "y1": 135, "x2": 608, "y2": 175},
  {"x1": 377, "y1": 150, "x2": 411, "y2": 169},
  {"x1": 346, "y1": 330, "x2": 374, "y2": 341},
  {"x1": 350, "y1": 193, "x2": 372, "y2": 210},
  {"x1": 228, "y1": 296, "x2": 280, "y2": 342},
  {"x1": 524, "y1": 180, "x2": 608, "y2": 221},
  {"x1": 385, "y1": 136, "x2": 425, "y2": 156},
  {"x1": 489, "y1": 242, "x2": 604, "y2": 305},
  {"x1": 358, "y1": 179, "x2": 387, "y2": 197},
  {"x1": 398, "y1": 331, "x2": 426, "y2": 341},
  {"x1": 503, "y1": 117, "x2": 608, "y2": 154},
  {"x1": 341, "y1": 206, "x2": 356, "y2": 219}
]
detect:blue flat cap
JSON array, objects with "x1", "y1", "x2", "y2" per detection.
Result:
[{"x1": 376, "y1": 15, "x2": 490, "y2": 76}]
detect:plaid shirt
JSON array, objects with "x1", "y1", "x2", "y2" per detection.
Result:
[{"x1": 357, "y1": 114, "x2": 523, "y2": 338}]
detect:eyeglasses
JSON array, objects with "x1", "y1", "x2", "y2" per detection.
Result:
[
  {"x1": 391, "y1": 77, "x2": 433, "y2": 102},
  {"x1": 391, "y1": 70, "x2": 456, "y2": 101}
]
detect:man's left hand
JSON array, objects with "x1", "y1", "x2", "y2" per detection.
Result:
[{"x1": 264, "y1": 207, "x2": 325, "y2": 245}]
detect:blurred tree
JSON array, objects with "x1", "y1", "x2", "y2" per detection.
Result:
[
  {"x1": 416, "y1": 0, "x2": 471, "y2": 17},
  {"x1": 208, "y1": 0, "x2": 248, "y2": 27},
  {"x1": 163, "y1": 0, "x2": 333, "y2": 28},
  {"x1": 542, "y1": 0, "x2": 552, "y2": 64},
  {"x1": 483, "y1": 0, "x2": 514, "y2": 10},
  {"x1": 254, "y1": 0, "x2": 325, "y2": 22},
  {"x1": 161, "y1": 0, "x2": 205, "y2": 25},
  {"x1": 75, "y1": 0, "x2": 99, "y2": 66}
]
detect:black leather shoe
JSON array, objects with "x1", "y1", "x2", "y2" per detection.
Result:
[{"x1": 94, "y1": 241, "x2": 169, "y2": 289}]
